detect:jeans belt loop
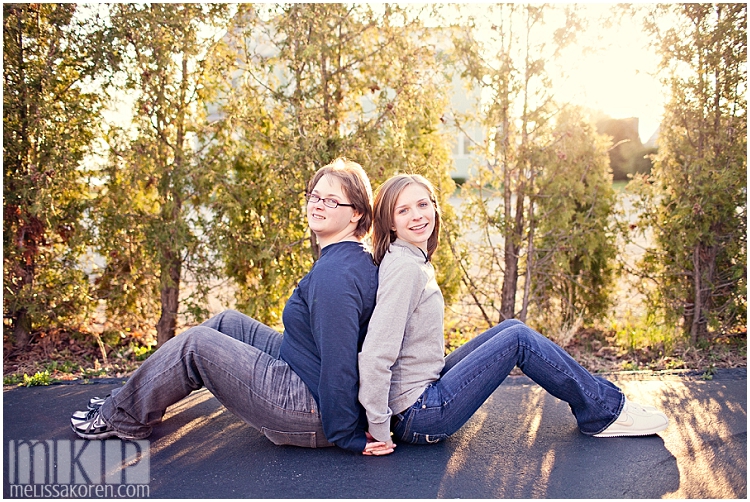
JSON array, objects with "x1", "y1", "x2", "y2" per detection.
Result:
[{"x1": 391, "y1": 409, "x2": 407, "y2": 428}]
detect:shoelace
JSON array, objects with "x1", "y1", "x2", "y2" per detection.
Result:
[
  {"x1": 84, "y1": 408, "x2": 100, "y2": 421},
  {"x1": 89, "y1": 396, "x2": 107, "y2": 409}
]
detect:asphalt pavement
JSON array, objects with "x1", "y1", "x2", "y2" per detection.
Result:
[{"x1": 3, "y1": 368, "x2": 746, "y2": 499}]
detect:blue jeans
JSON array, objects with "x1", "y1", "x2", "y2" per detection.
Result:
[
  {"x1": 391, "y1": 320, "x2": 624, "y2": 444},
  {"x1": 100, "y1": 310, "x2": 334, "y2": 448}
]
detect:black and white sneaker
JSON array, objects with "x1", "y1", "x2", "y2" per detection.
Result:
[
  {"x1": 87, "y1": 395, "x2": 108, "y2": 410},
  {"x1": 70, "y1": 408, "x2": 135, "y2": 440},
  {"x1": 71, "y1": 395, "x2": 109, "y2": 420}
]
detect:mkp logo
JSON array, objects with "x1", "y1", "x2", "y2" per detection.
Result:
[{"x1": 8, "y1": 439, "x2": 149, "y2": 485}]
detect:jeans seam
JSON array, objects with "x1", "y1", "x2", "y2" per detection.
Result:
[
  {"x1": 436, "y1": 337, "x2": 619, "y2": 430},
  {"x1": 108, "y1": 349, "x2": 317, "y2": 432},
  {"x1": 589, "y1": 394, "x2": 626, "y2": 435},
  {"x1": 438, "y1": 340, "x2": 519, "y2": 409},
  {"x1": 192, "y1": 352, "x2": 318, "y2": 417},
  {"x1": 517, "y1": 338, "x2": 619, "y2": 413}
]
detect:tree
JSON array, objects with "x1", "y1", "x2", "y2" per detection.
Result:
[
  {"x1": 451, "y1": 4, "x2": 607, "y2": 329},
  {"x1": 3, "y1": 4, "x2": 107, "y2": 347},
  {"x1": 529, "y1": 107, "x2": 618, "y2": 332},
  {"x1": 630, "y1": 4, "x2": 747, "y2": 343},
  {"x1": 203, "y1": 3, "x2": 459, "y2": 324},
  {"x1": 94, "y1": 4, "x2": 232, "y2": 346}
]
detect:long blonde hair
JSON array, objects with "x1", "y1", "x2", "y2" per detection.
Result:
[{"x1": 372, "y1": 174, "x2": 441, "y2": 265}]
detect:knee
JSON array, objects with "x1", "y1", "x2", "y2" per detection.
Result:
[
  {"x1": 503, "y1": 322, "x2": 538, "y2": 345},
  {"x1": 210, "y1": 309, "x2": 243, "y2": 323},
  {"x1": 203, "y1": 309, "x2": 249, "y2": 331},
  {"x1": 174, "y1": 326, "x2": 217, "y2": 353},
  {"x1": 497, "y1": 319, "x2": 524, "y2": 331},
  {"x1": 488, "y1": 319, "x2": 527, "y2": 346}
]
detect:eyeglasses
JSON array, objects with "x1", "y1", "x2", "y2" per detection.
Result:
[{"x1": 305, "y1": 193, "x2": 355, "y2": 209}]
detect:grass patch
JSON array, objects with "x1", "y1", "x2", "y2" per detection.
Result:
[
  {"x1": 607, "y1": 314, "x2": 686, "y2": 371},
  {"x1": 610, "y1": 314, "x2": 680, "y2": 356},
  {"x1": 133, "y1": 343, "x2": 156, "y2": 361},
  {"x1": 23, "y1": 370, "x2": 56, "y2": 387},
  {"x1": 3, "y1": 374, "x2": 24, "y2": 386},
  {"x1": 3, "y1": 327, "x2": 159, "y2": 385}
]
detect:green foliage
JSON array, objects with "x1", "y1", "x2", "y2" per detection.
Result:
[
  {"x1": 4, "y1": 3, "x2": 743, "y2": 369},
  {"x1": 132, "y1": 343, "x2": 156, "y2": 361},
  {"x1": 701, "y1": 365, "x2": 716, "y2": 381},
  {"x1": 44, "y1": 360, "x2": 77, "y2": 374},
  {"x1": 632, "y1": 3, "x2": 747, "y2": 343},
  {"x1": 23, "y1": 370, "x2": 54, "y2": 387},
  {"x1": 3, "y1": 374, "x2": 24, "y2": 386},
  {"x1": 204, "y1": 4, "x2": 459, "y2": 322},
  {"x1": 530, "y1": 107, "x2": 619, "y2": 330},
  {"x1": 93, "y1": 159, "x2": 162, "y2": 335},
  {"x1": 594, "y1": 116, "x2": 655, "y2": 181},
  {"x1": 610, "y1": 313, "x2": 680, "y2": 356},
  {"x1": 92, "y1": 4, "x2": 232, "y2": 344},
  {"x1": 449, "y1": 5, "x2": 617, "y2": 329},
  {"x1": 3, "y1": 4, "x2": 107, "y2": 346}
]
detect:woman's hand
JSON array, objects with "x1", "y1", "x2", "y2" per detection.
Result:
[{"x1": 362, "y1": 431, "x2": 396, "y2": 456}]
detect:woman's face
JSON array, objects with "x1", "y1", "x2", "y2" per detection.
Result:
[
  {"x1": 391, "y1": 183, "x2": 435, "y2": 253},
  {"x1": 307, "y1": 175, "x2": 360, "y2": 247}
]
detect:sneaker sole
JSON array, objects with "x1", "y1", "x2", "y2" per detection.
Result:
[
  {"x1": 70, "y1": 423, "x2": 138, "y2": 440},
  {"x1": 593, "y1": 423, "x2": 668, "y2": 438},
  {"x1": 70, "y1": 417, "x2": 138, "y2": 441}
]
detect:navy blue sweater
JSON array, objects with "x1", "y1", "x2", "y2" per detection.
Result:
[{"x1": 279, "y1": 241, "x2": 378, "y2": 452}]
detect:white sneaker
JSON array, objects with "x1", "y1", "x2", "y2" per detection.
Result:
[
  {"x1": 71, "y1": 395, "x2": 109, "y2": 419},
  {"x1": 70, "y1": 408, "x2": 137, "y2": 440},
  {"x1": 594, "y1": 400, "x2": 669, "y2": 437}
]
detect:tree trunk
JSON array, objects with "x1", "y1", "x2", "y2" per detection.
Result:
[
  {"x1": 11, "y1": 224, "x2": 38, "y2": 349},
  {"x1": 156, "y1": 178, "x2": 182, "y2": 347},
  {"x1": 500, "y1": 243, "x2": 519, "y2": 321},
  {"x1": 519, "y1": 201, "x2": 536, "y2": 322},
  {"x1": 12, "y1": 308, "x2": 32, "y2": 348},
  {"x1": 500, "y1": 196, "x2": 524, "y2": 321},
  {"x1": 690, "y1": 242, "x2": 718, "y2": 345},
  {"x1": 309, "y1": 232, "x2": 321, "y2": 260},
  {"x1": 690, "y1": 245, "x2": 702, "y2": 345},
  {"x1": 12, "y1": 10, "x2": 32, "y2": 350},
  {"x1": 157, "y1": 255, "x2": 181, "y2": 347}
]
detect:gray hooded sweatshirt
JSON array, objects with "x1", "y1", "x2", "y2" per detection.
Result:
[{"x1": 358, "y1": 239, "x2": 445, "y2": 443}]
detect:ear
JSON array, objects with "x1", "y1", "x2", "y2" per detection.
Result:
[{"x1": 350, "y1": 210, "x2": 363, "y2": 224}]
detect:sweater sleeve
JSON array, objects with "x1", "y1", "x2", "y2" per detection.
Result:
[
  {"x1": 309, "y1": 263, "x2": 368, "y2": 453},
  {"x1": 358, "y1": 254, "x2": 425, "y2": 443}
]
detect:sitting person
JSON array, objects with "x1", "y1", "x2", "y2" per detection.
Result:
[
  {"x1": 71, "y1": 158, "x2": 392, "y2": 455},
  {"x1": 358, "y1": 174, "x2": 669, "y2": 452}
]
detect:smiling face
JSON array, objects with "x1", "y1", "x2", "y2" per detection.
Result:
[
  {"x1": 306, "y1": 174, "x2": 362, "y2": 248},
  {"x1": 391, "y1": 182, "x2": 436, "y2": 253}
]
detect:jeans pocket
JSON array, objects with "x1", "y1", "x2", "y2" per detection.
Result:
[
  {"x1": 261, "y1": 427, "x2": 317, "y2": 448},
  {"x1": 406, "y1": 432, "x2": 448, "y2": 445},
  {"x1": 392, "y1": 407, "x2": 449, "y2": 445}
]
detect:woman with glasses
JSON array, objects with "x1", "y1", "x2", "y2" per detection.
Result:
[
  {"x1": 358, "y1": 174, "x2": 669, "y2": 454},
  {"x1": 71, "y1": 158, "x2": 394, "y2": 455}
]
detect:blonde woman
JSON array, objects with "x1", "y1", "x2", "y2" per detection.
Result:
[{"x1": 358, "y1": 174, "x2": 668, "y2": 452}]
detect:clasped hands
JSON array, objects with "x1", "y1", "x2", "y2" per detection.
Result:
[{"x1": 362, "y1": 431, "x2": 396, "y2": 456}]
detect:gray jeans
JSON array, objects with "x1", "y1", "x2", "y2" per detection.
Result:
[{"x1": 100, "y1": 310, "x2": 334, "y2": 448}]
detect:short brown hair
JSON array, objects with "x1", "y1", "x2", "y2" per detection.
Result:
[
  {"x1": 372, "y1": 174, "x2": 441, "y2": 265},
  {"x1": 308, "y1": 158, "x2": 373, "y2": 239}
]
